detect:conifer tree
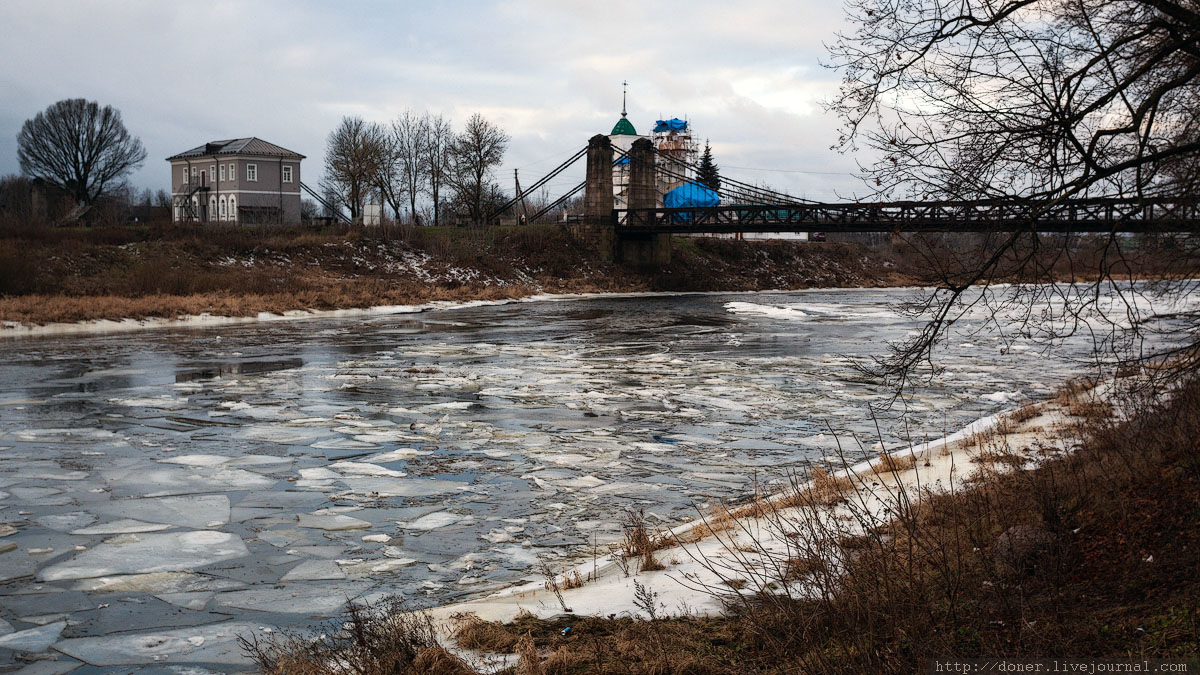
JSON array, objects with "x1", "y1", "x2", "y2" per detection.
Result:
[{"x1": 696, "y1": 141, "x2": 720, "y2": 192}]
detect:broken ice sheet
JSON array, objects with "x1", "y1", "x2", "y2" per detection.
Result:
[
  {"x1": 102, "y1": 466, "x2": 274, "y2": 497},
  {"x1": 53, "y1": 621, "x2": 266, "y2": 666},
  {"x1": 296, "y1": 513, "x2": 371, "y2": 531},
  {"x1": 93, "y1": 495, "x2": 230, "y2": 529},
  {"x1": 39, "y1": 531, "x2": 250, "y2": 582},
  {"x1": 0, "y1": 620, "x2": 65, "y2": 653}
]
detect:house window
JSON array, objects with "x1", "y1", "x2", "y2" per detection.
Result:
[
  {"x1": 229, "y1": 196, "x2": 236, "y2": 222},
  {"x1": 246, "y1": 164, "x2": 258, "y2": 182},
  {"x1": 228, "y1": 163, "x2": 236, "y2": 180},
  {"x1": 182, "y1": 167, "x2": 188, "y2": 184},
  {"x1": 191, "y1": 166, "x2": 197, "y2": 180},
  {"x1": 220, "y1": 196, "x2": 227, "y2": 219},
  {"x1": 219, "y1": 164, "x2": 225, "y2": 181},
  {"x1": 210, "y1": 165, "x2": 216, "y2": 183},
  {"x1": 282, "y1": 165, "x2": 293, "y2": 183}
]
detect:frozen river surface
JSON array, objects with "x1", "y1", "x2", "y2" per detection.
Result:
[{"x1": 0, "y1": 289, "x2": 1102, "y2": 670}]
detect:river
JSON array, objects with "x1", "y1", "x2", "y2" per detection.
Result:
[{"x1": 0, "y1": 288, "x2": 1121, "y2": 670}]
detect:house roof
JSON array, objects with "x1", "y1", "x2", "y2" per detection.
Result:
[{"x1": 166, "y1": 137, "x2": 305, "y2": 161}]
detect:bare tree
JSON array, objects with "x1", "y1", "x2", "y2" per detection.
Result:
[
  {"x1": 324, "y1": 116, "x2": 388, "y2": 223},
  {"x1": 828, "y1": 0, "x2": 1200, "y2": 386},
  {"x1": 391, "y1": 110, "x2": 429, "y2": 225},
  {"x1": 17, "y1": 99, "x2": 147, "y2": 206},
  {"x1": 423, "y1": 113, "x2": 454, "y2": 227},
  {"x1": 374, "y1": 129, "x2": 405, "y2": 224},
  {"x1": 449, "y1": 113, "x2": 509, "y2": 225},
  {"x1": 153, "y1": 189, "x2": 171, "y2": 208}
]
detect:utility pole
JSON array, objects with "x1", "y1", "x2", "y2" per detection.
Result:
[{"x1": 513, "y1": 168, "x2": 527, "y2": 224}]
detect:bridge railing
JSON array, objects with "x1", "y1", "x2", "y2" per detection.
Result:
[{"x1": 613, "y1": 198, "x2": 1200, "y2": 233}]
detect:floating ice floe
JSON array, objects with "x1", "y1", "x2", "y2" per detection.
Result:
[
  {"x1": 328, "y1": 461, "x2": 406, "y2": 478},
  {"x1": 0, "y1": 620, "x2": 65, "y2": 652},
  {"x1": 296, "y1": 513, "x2": 371, "y2": 531},
  {"x1": 280, "y1": 559, "x2": 346, "y2": 582},
  {"x1": 53, "y1": 621, "x2": 266, "y2": 666},
  {"x1": 94, "y1": 495, "x2": 230, "y2": 529},
  {"x1": 72, "y1": 519, "x2": 173, "y2": 535},
  {"x1": 402, "y1": 511, "x2": 467, "y2": 531},
  {"x1": 39, "y1": 531, "x2": 250, "y2": 582}
]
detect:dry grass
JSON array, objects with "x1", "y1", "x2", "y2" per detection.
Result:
[
  {"x1": 621, "y1": 510, "x2": 669, "y2": 573},
  {"x1": 0, "y1": 225, "x2": 914, "y2": 325},
  {"x1": 241, "y1": 599, "x2": 473, "y2": 675},
  {"x1": 870, "y1": 451, "x2": 918, "y2": 475}
]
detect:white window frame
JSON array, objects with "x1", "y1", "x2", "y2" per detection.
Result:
[
  {"x1": 182, "y1": 167, "x2": 188, "y2": 184},
  {"x1": 219, "y1": 196, "x2": 227, "y2": 220},
  {"x1": 191, "y1": 166, "x2": 198, "y2": 180},
  {"x1": 209, "y1": 196, "x2": 217, "y2": 220},
  {"x1": 210, "y1": 165, "x2": 216, "y2": 183},
  {"x1": 228, "y1": 163, "x2": 236, "y2": 181},
  {"x1": 229, "y1": 196, "x2": 236, "y2": 221},
  {"x1": 282, "y1": 165, "x2": 293, "y2": 183},
  {"x1": 219, "y1": 164, "x2": 225, "y2": 182},
  {"x1": 246, "y1": 164, "x2": 258, "y2": 182}
]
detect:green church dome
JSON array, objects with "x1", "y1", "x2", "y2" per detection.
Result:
[{"x1": 611, "y1": 115, "x2": 637, "y2": 136}]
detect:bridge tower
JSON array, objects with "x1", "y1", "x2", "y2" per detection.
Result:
[
  {"x1": 577, "y1": 134, "x2": 616, "y2": 259},
  {"x1": 616, "y1": 138, "x2": 671, "y2": 266}
]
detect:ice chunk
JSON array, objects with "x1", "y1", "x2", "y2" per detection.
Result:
[
  {"x1": 71, "y1": 571, "x2": 243, "y2": 594},
  {"x1": 296, "y1": 513, "x2": 371, "y2": 531},
  {"x1": 39, "y1": 531, "x2": 250, "y2": 582},
  {"x1": 53, "y1": 621, "x2": 266, "y2": 666},
  {"x1": 213, "y1": 585, "x2": 382, "y2": 615},
  {"x1": 298, "y1": 467, "x2": 339, "y2": 481},
  {"x1": 35, "y1": 512, "x2": 96, "y2": 532},
  {"x1": 71, "y1": 519, "x2": 173, "y2": 535},
  {"x1": 329, "y1": 461, "x2": 406, "y2": 478},
  {"x1": 154, "y1": 592, "x2": 214, "y2": 610},
  {"x1": 158, "y1": 455, "x2": 232, "y2": 467},
  {"x1": 95, "y1": 495, "x2": 230, "y2": 529},
  {"x1": 402, "y1": 511, "x2": 466, "y2": 531},
  {"x1": 361, "y1": 534, "x2": 391, "y2": 543},
  {"x1": 0, "y1": 620, "x2": 65, "y2": 652},
  {"x1": 364, "y1": 449, "x2": 432, "y2": 462},
  {"x1": 106, "y1": 467, "x2": 274, "y2": 497},
  {"x1": 280, "y1": 560, "x2": 347, "y2": 582},
  {"x1": 338, "y1": 557, "x2": 416, "y2": 575}
]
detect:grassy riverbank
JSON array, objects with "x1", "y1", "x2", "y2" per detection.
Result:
[
  {"x1": 247, "y1": 375, "x2": 1200, "y2": 673},
  {"x1": 0, "y1": 223, "x2": 911, "y2": 325}
]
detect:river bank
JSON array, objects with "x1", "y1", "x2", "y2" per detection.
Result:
[{"x1": 0, "y1": 223, "x2": 916, "y2": 327}]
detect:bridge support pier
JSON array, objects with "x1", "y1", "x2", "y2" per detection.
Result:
[
  {"x1": 571, "y1": 134, "x2": 615, "y2": 260},
  {"x1": 616, "y1": 138, "x2": 671, "y2": 266}
]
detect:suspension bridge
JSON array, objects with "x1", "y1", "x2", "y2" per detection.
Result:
[{"x1": 489, "y1": 134, "x2": 1199, "y2": 265}]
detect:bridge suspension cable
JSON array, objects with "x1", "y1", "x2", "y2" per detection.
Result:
[
  {"x1": 648, "y1": 145, "x2": 814, "y2": 205},
  {"x1": 488, "y1": 146, "x2": 587, "y2": 222},
  {"x1": 610, "y1": 145, "x2": 804, "y2": 206}
]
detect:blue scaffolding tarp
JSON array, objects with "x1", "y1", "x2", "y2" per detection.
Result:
[
  {"x1": 653, "y1": 118, "x2": 688, "y2": 133},
  {"x1": 664, "y1": 182, "x2": 720, "y2": 209}
]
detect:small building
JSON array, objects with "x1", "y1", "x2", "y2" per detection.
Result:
[{"x1": 167, "y1": 138, "x2": 304, "y2": 224}]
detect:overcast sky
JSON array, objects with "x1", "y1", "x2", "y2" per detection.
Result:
[{"x1": 0, "y1": 0, "x2": 873, "y2": 203}]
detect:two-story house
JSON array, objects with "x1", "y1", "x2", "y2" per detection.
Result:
[{"x1": 167, "y1": 138, "x2": 304, "y2": 224}]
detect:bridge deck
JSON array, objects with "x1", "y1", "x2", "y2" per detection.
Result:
[{"x1": 614, "y1": 199, "x2": 1200, "y2": 234}]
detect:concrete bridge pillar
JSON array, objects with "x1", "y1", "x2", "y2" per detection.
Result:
[
  {"x1": 571, "y1": 134, "x2": 615, "y2": 259},
  {"x1": 584, "y1": 134, "x2": 614, "y2": 226},
  {"x1": 618, "y1": 137, "x2": 671, "y2": 266}
]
